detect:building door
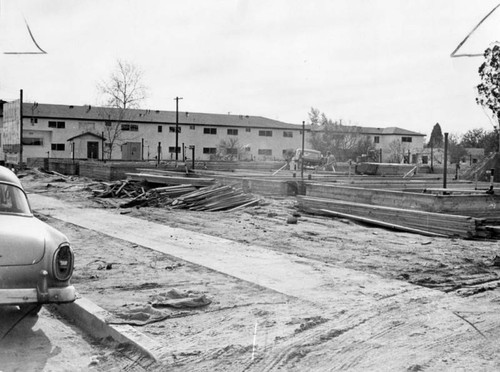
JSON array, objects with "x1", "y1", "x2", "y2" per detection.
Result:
[
  {"x1": 121, "y1": 142, "x2": 142, "y2": 160},
  {"x1": 87, "y1": 141, "x2": 99, "y2": 159}
]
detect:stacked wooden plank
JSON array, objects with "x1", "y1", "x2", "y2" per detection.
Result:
[
  {"x1": 120, "y1": 184, "x2": 198, "y2": 208},
  {"x1": 126, "y1": 172, "x2": 215, "y2": 187},
  {"x1": 296, "y1": 195, "x2": 488, "y2": 239},
  {"x1": 91, "y1": 180, "x2": 197, "y2": 207},
  {"x1": 171, "y1": 184, "x2": 260, "y2": 211},
  {"x1": 92, "y1": 179, "x2": 260, "y2": 211}
]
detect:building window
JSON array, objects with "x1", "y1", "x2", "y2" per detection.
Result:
[
  {"x1": 170, "y1": 126, "x2": 181, "y2": 133},
  {"x1": 246, "y1": 128, "x2": 251, "y2": 132},
  {"x1": 283, "y1": 131, "x2": 293, "y2": 138},
  {"x1": 259, "y1": 130, "x2": 272, "y2": 137},
  {"x1": 190, "y1": 125, "x2": 195, "y2": 130},
  {"x1": 121, "y1": 124, "x2": 138, "y2": 132},
  {"x1": 227, "y1": 129, "x2": 239, "y2": 136},
  {"x1": 105, "y1": 120, "x2": 112, "y2": 127},
  {"x1": 204, "y1": 128, "x2": 217, "y2": 135},
  {"x1": 48, "y1": 121, "x2": 65, "y2": 129},
  {"x1": 203, "y1": 147, "x2": 217, "y2": 154},
  {"x1": 158, "y1": 126, "x2": 163, "y2": 133},
  {"x1": 227, "y1": 148, "x2": 238, "y2": 155},
  {"x1": 51, "y1": 143, "x2": 65, "y2": 151},
  {"x1": 30, "y1": 118, "x2": 38, "y2": 124},
  {"x1": 402, "y1": 137, "x2": 412, "y2": 143},
  {"x1": 22, "y1": 138, "x2": 43, "y2": 146},
  {"x1": 374, "y1": 136, "x2": 380, "y2": 144},
  {"x1": 168, "y1": 146, "x2": 180, "y2": 153},
  {"x1": 258, "y1": 149, "x2": 272, "y2": 156}
]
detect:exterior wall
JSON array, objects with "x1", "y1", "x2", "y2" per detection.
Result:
[
  {"x1": 20, "y1": 117, "x2": 306, "y2": 162},
  {"x1": 368, "y1": 134, "x2": 425, "y2": 163}
]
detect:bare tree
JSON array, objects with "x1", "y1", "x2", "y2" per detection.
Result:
[
  {"x1": 98, "y1": 60, "x2": 147, "y2": 109},
  {"x1": 216, "y1": 137, "x2": 242, "y2": 160},
  {"x1": 97, "y1": 60, "x2": 148, "y2": 159},
  {"x1": 387, "y1": 139, "x2": 406, "y2": 163}
]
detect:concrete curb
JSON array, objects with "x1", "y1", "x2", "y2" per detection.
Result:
[{"x1": 54, "y1": 297, "x2": 168, "y2": 363}]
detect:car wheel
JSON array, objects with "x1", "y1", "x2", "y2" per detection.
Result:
[{"x1": 19, "y1": 304, "x2": 42, "y2": 316}]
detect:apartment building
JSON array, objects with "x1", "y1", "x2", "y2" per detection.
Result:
[{"x1": 0, "y1": 100, "x2": 426, "y2": 165}]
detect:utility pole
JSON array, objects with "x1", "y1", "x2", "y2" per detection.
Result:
[
  {"x1": 443, "y1": 132, "x2": 448, "y2": 189},
  {"x1": 19, "y1": 89, "x2": 23, "y2": 170},
  {"x1": 301, "y1": 121, "x2": 305, "y2": 181},
  {"x1": 174, "y1": 97, "x2": 183, "y2": 163}
]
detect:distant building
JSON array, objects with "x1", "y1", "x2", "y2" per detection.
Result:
[
  {"x1": 310, "y1": 124, "x2": 426, "y2": 163},
  {"x1": 420, "y1": 147, "x2": 485, "y2": 167},
  {"x1": 362, "y1": 127, "x2": 426, "y2": 163},
  {"x1": 465, "y1": 148, "x2": 485, "y2": 164}
]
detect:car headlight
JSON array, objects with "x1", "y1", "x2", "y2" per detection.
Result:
[{"x1": 53, "y1": 243, "x2": 74, "y2": 281}]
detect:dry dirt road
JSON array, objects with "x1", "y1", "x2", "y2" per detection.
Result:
[{"x1": 21, "y1": 171, "x2": 500, "y2": 371}]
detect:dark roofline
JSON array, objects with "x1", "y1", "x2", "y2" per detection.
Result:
[
  {"x1": 21, "y1": 102, "x2": 305, "y2": 131},
  {"x1": 67, "y1": 131, "x2": 106, "y2": 141}
]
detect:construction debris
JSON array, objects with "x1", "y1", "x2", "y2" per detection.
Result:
[
  {"x1": 91, "y1": 179, "x2": 260, "y2": 211},
  {"x1": 171, "y1": 184, "x2": 261, "y2": 211},
  {"x1": 125, "y1": 172, "x2": 216, "y2": 187}
]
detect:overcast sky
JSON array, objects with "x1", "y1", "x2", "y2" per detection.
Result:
[{"x1": 1, "y1": 1, "x2": 500, "y2": 139}]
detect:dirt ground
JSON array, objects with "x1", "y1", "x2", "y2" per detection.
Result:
[{"x1": 19, "y1": 169, "x2": 500, "y2": 371}]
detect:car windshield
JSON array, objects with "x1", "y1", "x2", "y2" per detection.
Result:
[{"x1": 0, "y1": 183, "x2": 31, "y2": 215}]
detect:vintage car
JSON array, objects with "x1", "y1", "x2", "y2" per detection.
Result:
[
  {"x1": 0, "y1": 165, "x2": 75, "y2": 315},
  {"x1": 292, "y1": 148, "x2": 323, "y2": 168}
]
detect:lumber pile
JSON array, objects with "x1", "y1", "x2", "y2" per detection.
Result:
[
  {"x1": 91, "y1": 179, "x2": 260, "y2": 211},
  {"x1": 125, "y1": 172, "x2": 215, "y2": 187},
  {"x1": 91, "y1": 180, "x2": 197, "y2": 207},
  {"x1": 296, "y1": 195, "x2": 489, "y2": 239},
  {"x1": 119, "y1": 184, "x2": 198, "y2": 208},
  {"x1": 171, "y1": 184, "x2": 261, "y2": 211}
]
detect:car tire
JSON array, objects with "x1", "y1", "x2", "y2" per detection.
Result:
[{"x1": 19, "y1": 304, "x2": 42, "y2": 316}]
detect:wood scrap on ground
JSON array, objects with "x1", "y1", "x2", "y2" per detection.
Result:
[{"x1": 91, "y1": 179, "x2": 260, "y2": 211}]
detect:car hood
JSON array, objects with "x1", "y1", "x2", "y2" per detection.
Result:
[{"x1": 0, "y1": 215, "x2": 49, "y2": 266}]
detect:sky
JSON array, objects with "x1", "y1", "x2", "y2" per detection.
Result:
[{"x1": 1, "y1": 0, "x2": 500, "y2": 139}]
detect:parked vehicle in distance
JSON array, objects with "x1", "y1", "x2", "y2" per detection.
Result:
[
  {"x1": 0, "y1": 166, "x2": 75, "y2": 315},
  {"x1": 293, "y1": 148, "x2": 323, "y2": 168}
]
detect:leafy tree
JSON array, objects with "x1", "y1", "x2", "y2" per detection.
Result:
[
  {"x1": 460, "y1": 128, "x2": 498, "y2": 154},
  {"x1": 427, "y1": 123, "x2": 443, "y2": 148},
  {"x1": 308, "y1": 107, "x2": 321, "y2": 127},
  {"x1": 308, "y1": 107, "x2": 366, "y2": 161},
  {"x1": 448, "y1": 133, "x2": 468, "y2": 163},
  {"x1": 283, "y1": 148, "x2": 295, "y2": 162},
  {"x1": 484, "y1": 129, "x2": 499, "y2": 153},
  {"x1": 97, "y1": 60, "x2": 148, "y2": 159},
  {"x1": 353, "y1": 136, "x2": 377, "y2": 161},
  {"x1": 477, "y1": 44, "x2": 500, "y2": 153},
  {"x1": 460, "y1": 128, "x2": 488, "y2": 148}
]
